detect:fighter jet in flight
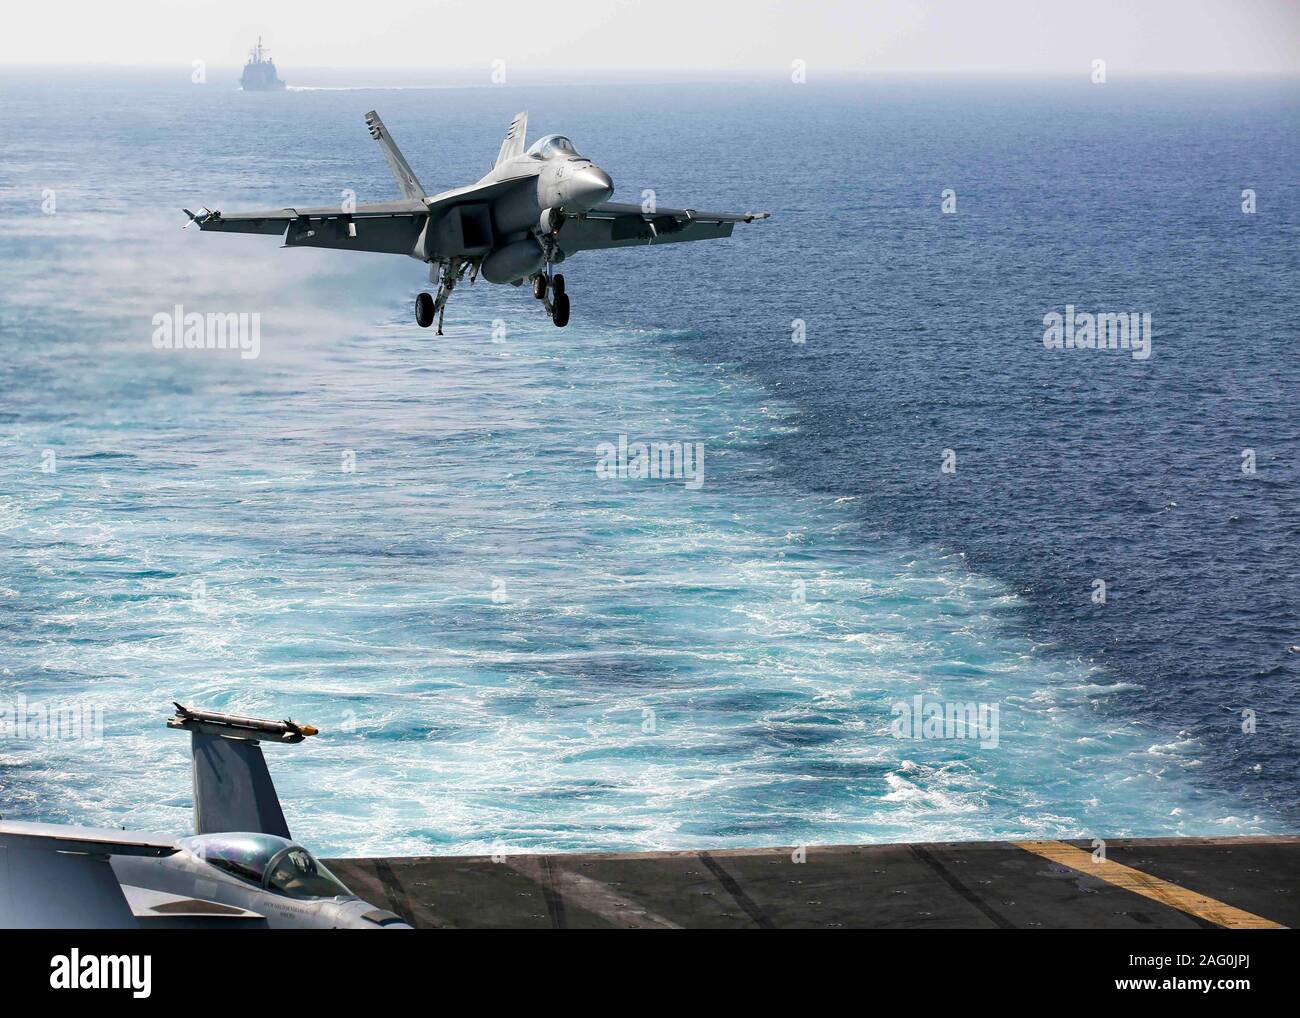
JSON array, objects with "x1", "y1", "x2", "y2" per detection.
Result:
[
  {"x1": 185, "y1": 110, "x2": 770, "y2": 333},
  {"x1": 0, "y1": 704, "x2": 410, "y2": 929}
]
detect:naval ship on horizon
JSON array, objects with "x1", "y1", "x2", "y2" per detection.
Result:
[{"x1": 240, "y1": 37, "x2": 286, "y2": 91}]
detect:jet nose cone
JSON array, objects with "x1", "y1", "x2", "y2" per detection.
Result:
[{"x1": 569, "y1": 166, "x2": 614, "y2": 209}]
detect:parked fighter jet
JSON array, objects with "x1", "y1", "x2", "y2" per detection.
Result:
[
  {"x1": 0, "y1": 704, "x2": 410, "y2": 928},
  {"x1": 184, "y1": 110, "x2": 770, "y2": 333}
]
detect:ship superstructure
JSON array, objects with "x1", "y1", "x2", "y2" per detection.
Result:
[{"x1": 240, "y1": 37, "x2": 286, "y2": 91}]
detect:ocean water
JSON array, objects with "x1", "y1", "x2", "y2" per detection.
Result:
[{"x1": 0, "y1": 70, "x2": 1296, "y2": 855}]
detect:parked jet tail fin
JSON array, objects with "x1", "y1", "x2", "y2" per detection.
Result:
[
  {"x1": 364, "y1": 110, "x2": 427, "y2": 201},
  {"x1": 495, "y1": 111, "x2": 528, "y2": 167},
  {"x1": 168, "y1": 703, "x2": 317, "y2": 839},
  {"x1": 189, "y1": 732, "x2": 291, "y2": 838}
]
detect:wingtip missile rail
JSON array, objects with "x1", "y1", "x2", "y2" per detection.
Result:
[{"x1": 167, "y1": 702, "x2": 319, "y2": 743}]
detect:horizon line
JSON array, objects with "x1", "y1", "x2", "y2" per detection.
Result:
[{"x1": 4, "y1": 63, "x2": 1299, "y2": 78}]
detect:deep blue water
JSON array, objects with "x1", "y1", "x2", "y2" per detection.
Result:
[{"x1": 0, "y1": 71, "x2": 1296, "y2": 854}]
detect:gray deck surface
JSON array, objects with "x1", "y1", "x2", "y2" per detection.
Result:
[{"x1": 326, "y1": 835, "x2": 1300, "y2": 929}]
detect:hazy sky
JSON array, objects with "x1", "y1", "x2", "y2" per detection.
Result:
[{"x1": 3, "y1": 0, "x2": 1297, "y2": 74}]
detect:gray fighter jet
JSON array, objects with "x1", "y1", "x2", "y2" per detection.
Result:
[
  {"x1": 185, "y1": 110, "x2": 770, "y2": 333},
  {"x1": 0, "y1": 704, "x2": 410, "y2": 929}
]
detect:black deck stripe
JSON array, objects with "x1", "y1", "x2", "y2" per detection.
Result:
[
  {"x1": 699, "y1": 852, "x2": 776, "y2": 929},
  {"x1": 539, "y1": 856, "x2": 567, "y2": 930},
  {"x1": 371, "y1": 858, "x2": 418, "y2": 926},
  {"x1": 910, "y1": 846, "x2": 1017, "y2": 929}
]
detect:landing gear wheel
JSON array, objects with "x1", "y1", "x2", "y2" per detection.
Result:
[
  {"x1": 415, "y1": 291, "x2": 435, "y2": 329},
  {"x1": 532, "y1": 275, "x2": 547, "y2": 300},
  {"x1": 552, "y1": 291, "x2": 570, "y2": 328},
  {"x1": 551, "y1": 273, "x2": 566, "y2": 298}
]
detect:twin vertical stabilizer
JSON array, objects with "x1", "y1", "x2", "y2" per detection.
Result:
[
  {"x1": 495, "y1": 111, "x2": 528, "y2": 167},
  {"x1": 364, "y1": 110, "x2": 427, "y2": 201},
  {"x1": 168, "y1": 703, "x2": 317, "y2": 839}
]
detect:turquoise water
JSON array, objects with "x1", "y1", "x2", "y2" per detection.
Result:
[{"x1": 0, "y1": 73, "x2": 1293, "y2": 854}]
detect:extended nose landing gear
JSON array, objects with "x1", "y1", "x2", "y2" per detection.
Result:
[{"x1": 533, "y1": 271, "x2": 570, "y2": 328}]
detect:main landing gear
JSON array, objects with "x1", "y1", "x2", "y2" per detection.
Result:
[
  {"x1": 413, "y1": 258, "x2": 571, "y2": 333},
  {"x1": 414, "y1": 258, "x2": 470, "y2": 335},
  {"x1": 533, "y1": 271, "x2": 570, "y2": 328},
  {"x1": 415, "y1": 291, "x2": 435, "y2": 329}
]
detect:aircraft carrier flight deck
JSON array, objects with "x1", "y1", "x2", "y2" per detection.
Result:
[{"x1": 327, "y1": 835, "x2": 1300, "y2": 930}]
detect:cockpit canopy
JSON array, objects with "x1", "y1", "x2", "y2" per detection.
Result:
[
  {"x1": 527, "y1": 134, "x2": 582, "y2": 160},
  {"x1": 182, "y1": 832, "x2": 352, "y2": 900}
]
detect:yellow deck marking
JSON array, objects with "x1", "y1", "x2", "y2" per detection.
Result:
[{"x1": 1014, "y1": 840, "x2": 1286, "y2": 929}]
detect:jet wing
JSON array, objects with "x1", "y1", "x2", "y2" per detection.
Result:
[
  {"x1": 559, "y1": 202, "x2": 770, "y2": 254},
  {"x1": 0, "y1": 824, "x2": 178, "y2": 929},
  {"x1": 0, "y1": 827, "x2": 264, "y2": 929},
  {"x1": 1, "y1": 847, "x2": 136, "y2": 928},
  {"x1": 184, "y1": 107, "x2": 438, "y2": 253},
  {"x1": 184, "y1": 200, "x2": 427, "y2": 255},
  {"x1": 0, "y1": 820, "x2": 178, "y2": 855},
  {"x1": 184, "y1": 177, "x2": 526, "y2": 258}
]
